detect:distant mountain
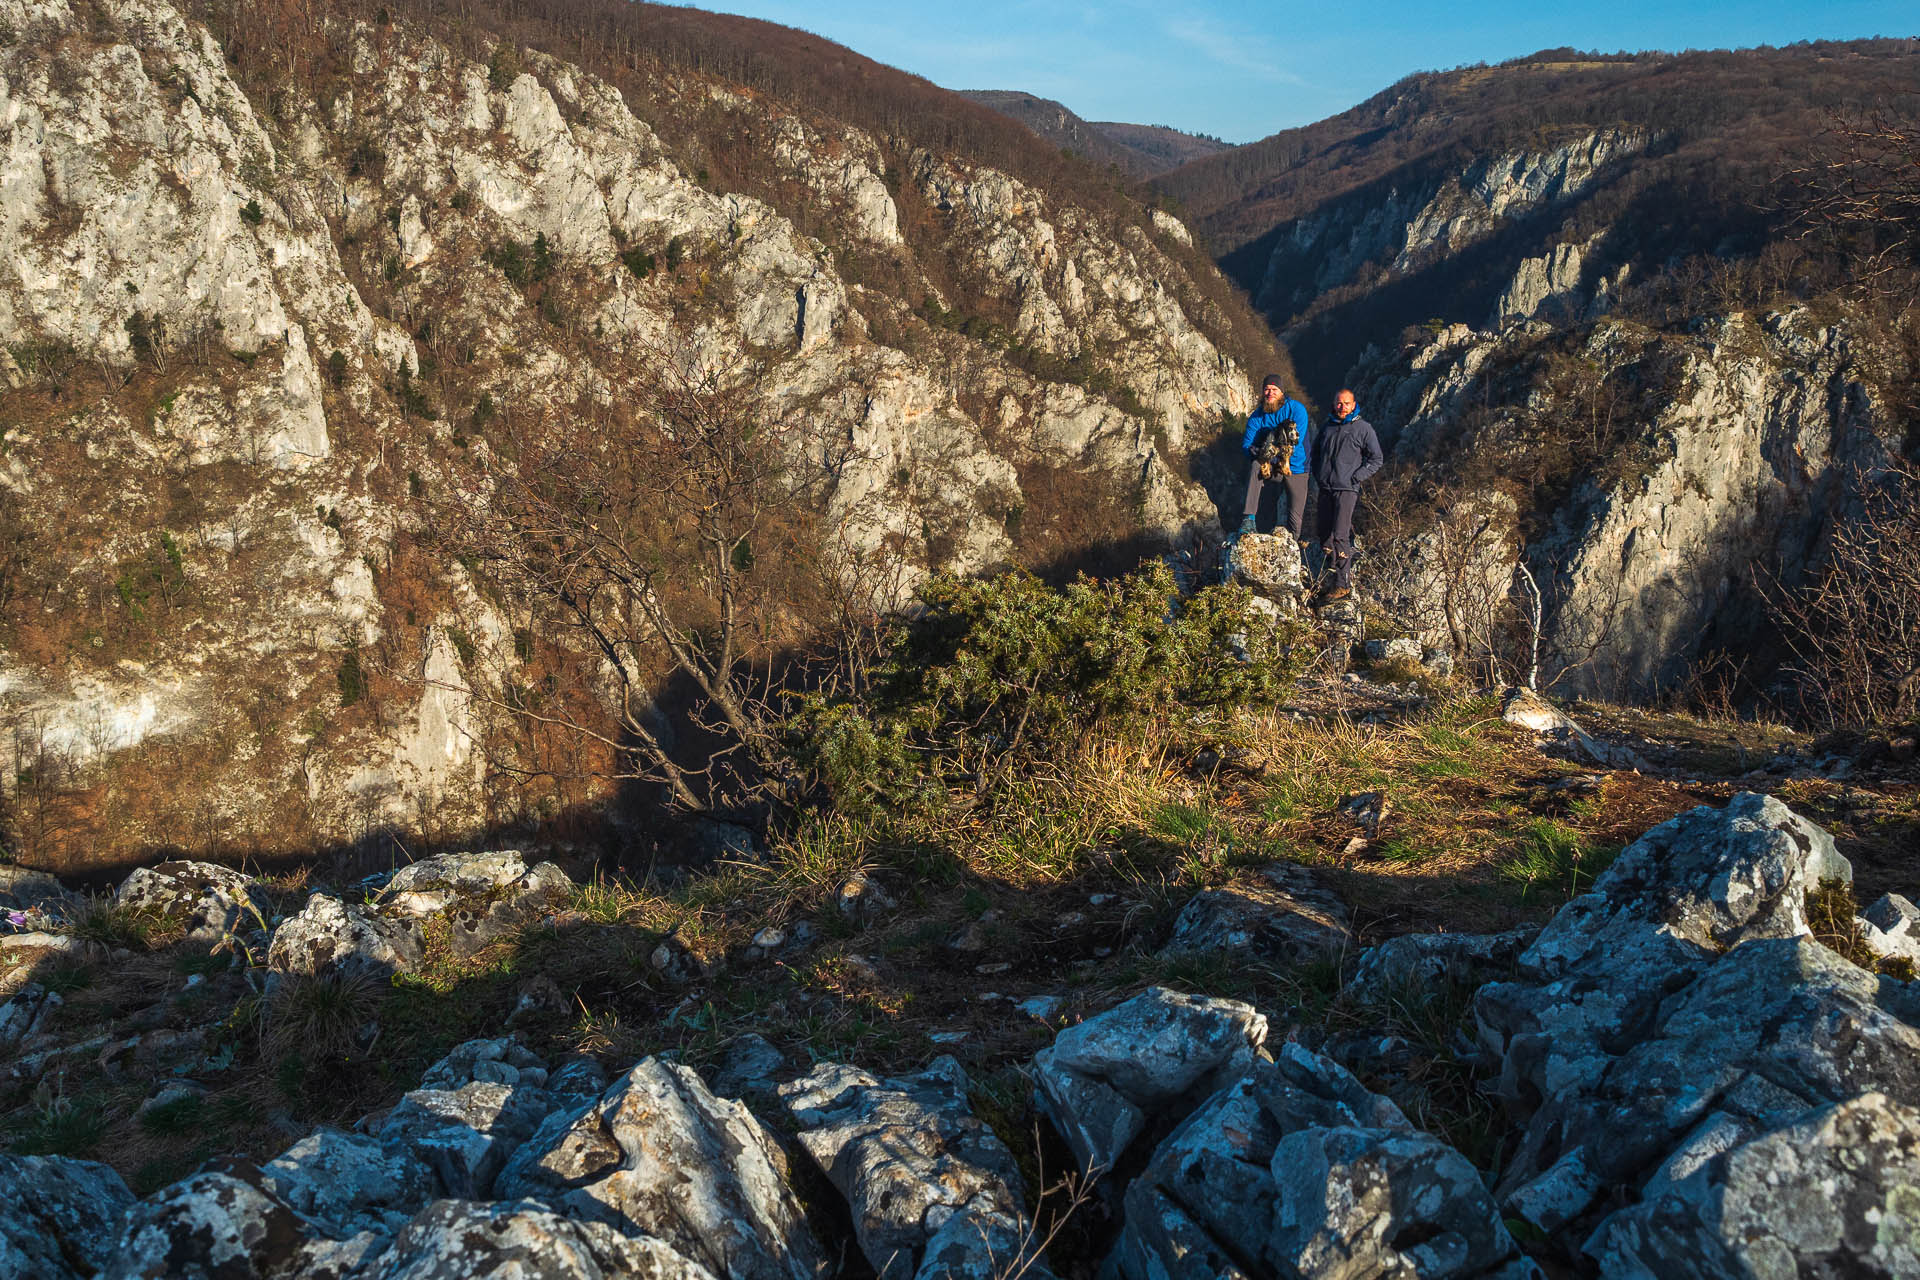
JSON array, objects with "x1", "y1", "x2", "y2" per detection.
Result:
[
  {"x1": 961, "y1": 90, "x2": 1230, "y2": 178},
  {"x1": 1146, "y1": 40, "x2": 1920, "y2": 385},
  {"x1": 1091, "y1": 121, "x2": 1231, "y2": 174}
]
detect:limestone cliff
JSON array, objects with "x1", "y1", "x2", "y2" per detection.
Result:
[
  {"x1": 0, "y1": 0, "x2": 1262, "y2": 866},
  {"x1": 1355, "y1": 305, "x2": 1905, "y2": 699}
]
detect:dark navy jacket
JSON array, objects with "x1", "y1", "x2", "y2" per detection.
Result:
[
  {"x1": 1241, "y1": 399, "x2": 1310, "y2": 476},
  {"x1": 1312, "y1": 411, "x2": 1384, "y2": 493}
]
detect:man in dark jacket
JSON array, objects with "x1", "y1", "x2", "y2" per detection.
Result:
[
  {"x1": 1236, "y1": 374, "x2": 1311, "y2": 538},
  {"x1": 1310, "y1": 388, "x2": 1383, "y2": 601}
]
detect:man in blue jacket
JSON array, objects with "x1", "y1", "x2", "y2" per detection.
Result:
[
  {"x1": 1236, "y1": 374, "x2": 1310, "y2": 538},
  {"x1": 1310, "y1": 388, "x2": 1384, "y2": 602}
]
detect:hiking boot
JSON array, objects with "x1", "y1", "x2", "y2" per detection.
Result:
[
  {"x1": 1236, "y1": 514, "x2": 1256, "y2": 536},
  {"x1": 1321, "y1": 585, "x2": 1352, "y2": 602}
]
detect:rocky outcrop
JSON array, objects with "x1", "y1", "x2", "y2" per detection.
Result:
[
  {"x1": 1256, "y1": 128, "x2": 1647, "y2": 314},
  {"x1": 268, "y1": 894, "x2": 424, "y2": 984},
  {"x1": 380, "y1": 851, "x2": 572, "y2": 958},
  {"x1": 1106, "y1": 1044, "x2": 1523, "y2": 1280}
]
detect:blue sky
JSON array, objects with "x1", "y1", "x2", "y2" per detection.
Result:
[{"x1": 703, "y1": 1, "x2": 1920, "y2": 142}]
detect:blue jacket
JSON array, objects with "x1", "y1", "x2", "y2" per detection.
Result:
[
  {"x1": 1241, "y1": 399, "x2": 1310, "y2": 477},
  {"x1": 1312, "y1": 409, "x2": 1384, "y2": 492}
]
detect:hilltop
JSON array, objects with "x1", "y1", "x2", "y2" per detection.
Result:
[{"x1": 960, "y1": 90, "x2": 1230, "y2": 178}]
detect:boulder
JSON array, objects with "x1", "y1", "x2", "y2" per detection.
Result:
[
  {"x1": 377, "y1": 1081, "x2": 558, "y2": 1201},
  {"x1": 360, "y1": 1199, "x2": 719, "y2": 1280},
  {"x1": 1343, "y1": 927, "x2": 1538, "y2": 1006},
  {"x1": 1160, "y1": 865, "x2": 1351, "y2": 967},
  {"x1": 778, "y1": 1057, "x2": 1047, "y2": 1280},
  {"x1": 115, "y1": 860, "x2": 271, "y2": 943},
  {"x1": 104, "y1": 1169, "x2": 315, "y2": 1279},
  {"x1": 1364, "y1": 636, "x2": 1422, "y2": 664},
  {"x1": 382, "y1": 852, "x2": 572, "y2": 958},
  {"x1": 1106, "y1": 1043, "x2": 1521, "y2": 1280},
  {"x1": 267, "y1": 895, "x2": 423, "y2": 984},
  {"x1": 0, "y1": 1154, "x2": 135, "y2": 1280},
  {"x1": 835, "y1": 869, "x2": 897, "y2": 924},
  {"x1": 1229, "y1": 532, "x2": 1304, "y2": 598},
  {"x1": 711, "y1": 1033, "x2": 789, "y2": 1100},
  {"x1": 496, "y1": 1057, "x2": 826, "y2": 1280},
  {"x1": 261, "y1": 1128, "x2": 434, "y2": 1239},
  {"x1": 1499, "y1": 688, "x2": 1649, "y2": 770},
  {"x1": 1590, "y1": 1092, "x2": 1920, "y2": 1278},
  {"x1": 0, "y1": 864, "x2": 75, "y2": 913},
  {"x1": 1033, "y1": 987, "x2": 1267, "y2": 1177}
]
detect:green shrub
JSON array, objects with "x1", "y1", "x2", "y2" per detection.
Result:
[
  {"x1": 487, "y1": 43, "x2": 521, "y2": 90},
  {"x1": 239, "y1": 198, "x2": 264, "y2": 226},
  {"x1": 337, "y1": 646, "x2": 366, "y2": 707},
  {"x1": 622, "y1": 248, "x2": 656, "y2": 279},
  {"x1": 787, "y1": 563, "x2": 1304, "y2": 813}
]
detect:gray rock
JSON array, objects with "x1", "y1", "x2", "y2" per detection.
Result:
[
  {"x1": 1499, "y1": 935, "x2": 1920, "y2": 1232},
  {"x1": 104, "y1": 1169, "x2": 314, "y2": 1280},
  {"x1": 0, "y1": 983, "x2": 60, "y2": 1056},
  {"x1": 361, "y1": 1199, "x2": 719, "y2": 1279},
  {"x1": 1364, "y1": 636, "x2": 1422, "y2": 663},
  {"x1": 836, "y1": 869, "x2": 897, "y2": 923},
  {"x1": 419, "y1": 1037, "x2": 549, "y2": 1092},
  {"x1": 377, "y1": 1082, "x2": 558, "y2": 1200},
  {"x1": 1589, "y1": 1092, "x2": 1920, "y2": 1278},
  {"x1": 115, "y1": 860, "x2": 271, "y2": 942},
  {"x1": 649, "y1": 935, "x2": 710, "y2": 984},
  {"x1": 496, "y1": 1057, "x2": 826, "y2": 1280},
  {"x1": 1343, "y1": 927, "x2": 1539, "y2": 1005},
  {"x1": 1160, "y1": 864, "x2": 1352, "y2": 967},
  {"x1": 268, "y1": 894, "x2": 423, "y2": 984},
  {"x1": 1861, "y1": 893, "x2": 1920, "y2": 967},
  {"x1": 1107, "y1": 1043, "x2": 1518, "y2": 1280},
  {"x1": 779, "y1": 1057, "x2": 1048, "y2": 1280},
  {"x1": 261, "y1": 1128, "x2": 434, "y2": 1238},
  {"x1": 0, "y1": 864, "x2": 75, "y2": 913},
  {"x1": 383, "y1": 852, "x2": 572, "y2": 958},
  {"x1": 711, "y1": 1033, "x2": 788, "y2": 1099},
  {"x1": 1475, "y1": 792, "x2": 1852, "y2": 1115},
  {"x1": 0, "y1": 1153, "x2": 135, "y2": 1280},
  {"x1": 1034, "y1": 987, "x2": 1267, "y2": 1176},
  {"x1": 1229, "y1": 531, "x2": 1304, "y2": 598}
]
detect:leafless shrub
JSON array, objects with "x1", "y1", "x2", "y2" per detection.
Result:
[{"x1": 1771, "y1": 459, "x2": 1920, "y2": 730}]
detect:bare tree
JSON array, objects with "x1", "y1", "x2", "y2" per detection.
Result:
[
  {"x1": 438, "y1": 339, "x2": 853, "y2": 818},
  {"x1": 1771, "y1": 459, "x2": 1920, "y2": 731},
  {"x1": 1783, "y1": 105, "x2": 1920, "y2": 297}
]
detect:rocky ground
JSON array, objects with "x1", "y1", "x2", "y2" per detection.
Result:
[{"x1": 4, "y1": 596, "x2": 1918, "y2": 1276}]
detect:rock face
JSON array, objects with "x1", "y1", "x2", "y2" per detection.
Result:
[
  {"x1": 364, "y1": 1199, "x2": 719, "y2": 1280},
  {"x1": 778, "y1": 1058, "x2": 1047, "y2": 1280},
  {"x1": 1358, "y1": 306, "x2": 1901, "y2": 698},
  {"x1": 0, "y1": 0, "x2": 1263, "y2": 865},
  {"x1": 1254, "y1": 129, "x2": 1647, "y2": 317},
  {"x1": 496, "y1": 1057, "x2": 826, "y2": 1280}
]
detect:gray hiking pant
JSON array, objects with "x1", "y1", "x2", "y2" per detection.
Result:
[
  {"x1": 1317, "y1": 488, "x2": 1359, "y2": 588},
  {"x1": 1243, "y1": 463, "x2": 1308, "y2": 538}
]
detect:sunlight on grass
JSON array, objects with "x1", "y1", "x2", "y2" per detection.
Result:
[{"x1": 1497, "y1": 818, "x2": 1618, "y2": 901}]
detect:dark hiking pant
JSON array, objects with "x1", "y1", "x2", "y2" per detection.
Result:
[
  {"x1": 1317, "y1": 488, "x2": 1359, "y2": 589},
  {"x1": 1242, "y1": 464, "x2": 1308, "y2": 537}
]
